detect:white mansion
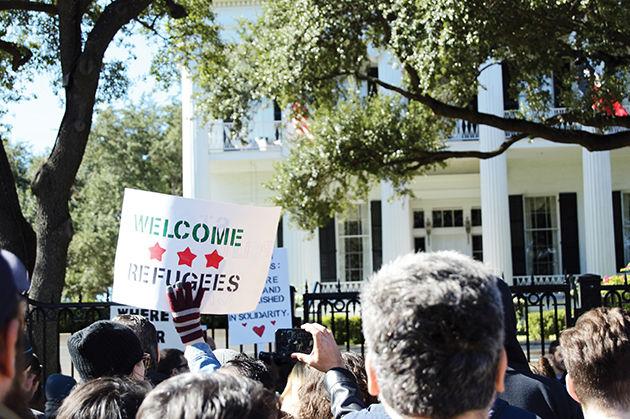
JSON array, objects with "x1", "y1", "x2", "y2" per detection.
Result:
[{"x1": 181, "y1": 1, "x2": 630, "y2": 289}]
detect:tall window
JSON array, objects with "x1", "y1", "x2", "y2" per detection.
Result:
[
  {"x1": 472, "y1": 235, "x2": 483, "y2": 262},
  {"x1": 524, "y1": 196, "x2": 560, "y2": 275},
  {"x1": 623, "y1": 193, "x2": 630, "y2": 264},
  {"x1": 337, "y1": 204, "x2": 372, "y2": 282}
]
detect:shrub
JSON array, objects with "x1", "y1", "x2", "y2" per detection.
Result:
[
  {"x1": 517, "y1": 309, "x2": 566, "y2": 341},
  {"x1": 321, "y1": 314, "x2": 364, "y2": 345}
]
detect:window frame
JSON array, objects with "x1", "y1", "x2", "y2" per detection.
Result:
[
  {"x1": 431, "y1": 208, "x2": 464, "y2": 228},
  {"x1": 336, "y1": 203, "x2": 373, "y2": 282},
  {"x1": 523, "y1": 195, "x2": 562, "y2": 275}
]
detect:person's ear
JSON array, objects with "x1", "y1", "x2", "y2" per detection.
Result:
[
  {"x1": 566, "y1": 374, "x2": 581, "y2": 404},
  {"x1": 0, "y1": 319, "x2": 19, "y2": 381},
  {"x1": 495, "y1": 348, "x2": 508, "y2": 393},
  {"x1": 365, "y1": 354, "x2": 380, "y2": 396},
  {"x1": 131, "y1": 360, "x2": 145, "y2": 381}
]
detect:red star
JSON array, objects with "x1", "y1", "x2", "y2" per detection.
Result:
[
  {"x1": 177, "y1": 247, "x2": 197, "y2": 267},
  {"x1": 148, "y1": 242, "x2": 167, "y2": 261},
  {"x1": 205, "y1": 250, "x2": 224, "y2": 269}
]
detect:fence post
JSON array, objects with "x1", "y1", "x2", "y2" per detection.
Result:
[{"x1": 577, "y1": 274, "x2": 603, "y2": 317}]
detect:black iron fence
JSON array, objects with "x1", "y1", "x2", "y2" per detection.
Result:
[
  {"x1": 301, "y1": 273, "x2": 630, "y2": 362},
  {"x1": 26, "y1": 273, "x2": 630, "y2": 379},
  {"x1": 26, "y1": 287, "x2": 298, "y2": 380}
]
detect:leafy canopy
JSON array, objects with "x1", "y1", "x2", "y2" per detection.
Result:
[
  {"x1": 65, "y1": 102, "x2": 182, "y2": 300},
  {"x1": 164, "y1": 0, "x2": 630, "y2": 230}
]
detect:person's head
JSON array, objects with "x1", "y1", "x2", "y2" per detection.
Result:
[
  {"x1": 560, "y1": 307, "x2": 630, "y2": 414},
  {"x1": 295, "y1": 366, "x2": 329, "y2": 419},
  {"x1": 67, "y1": 320, "x2": 146, "y2": 382},
  {"x1": 212, "y1": 348, "x2": 241, "y2": 366},
  {"x1": 22, "y1": 352, "x2": 42, "y2": 401},
  {"x1": 530, "y1": 356, "x2": 556, "y2": 379},
  {"x1": 0, "y1": 249, "x2": 30, "y2": 294},
  {"x1": 547, "y1": 340, "x2": 565, "y2": 375},
  {"x1": 361, "y1": 251, "x2": 506, "y2": 418},
  {"x1": 44, "y1": 374, "x2": 76, "y2": 419},
  {"x1": 156, "y1": 349, "x2": 188, "y2": 378},
  {"x1": 221, "y1": 355, "x2": 275, "y2": 390},
  {"x1": 342, "y1": 352, "x2": 377, "y2": 405},
  {"x1": 0, "y1": 249, "x2": 25, "y2": 402},
  {"x1": 280, "y1": 361, "x2": 309, "y2": 416},
  {"x1": 112, "y1": 315, "x2": 158, "y2": 373},
  {"x1": 136, "y1": 372, "x2": 280, "y2": 419},
  {"x1": 56, "y1": 376, "x2": 149, "y2": 419}
]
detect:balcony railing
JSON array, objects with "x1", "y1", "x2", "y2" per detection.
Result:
[
  {"x1": 211, "y1": 121, "x2": 284, "y2": 152},
  {"x1": 512, "y1": 274, "x2": 569, "y2": 286},
  {"x1": 312, "y1": 280, "x2": 365, "y2": 293},
  {"x1": 504, "y1": 107, "x2": 629, "y2": 137},
  {"x1": 448, "y1": 119, "x2": 479, "y2": 141}
]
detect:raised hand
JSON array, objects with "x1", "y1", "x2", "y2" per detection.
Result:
[{"x1": 166, "y1": 281, "x2": 206, "y2": 345}]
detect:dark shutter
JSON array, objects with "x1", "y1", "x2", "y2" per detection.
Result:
[
  {"x1": 509, "y1": 195, "x2": 526, "y2": 276},
  {"x1": 276, "y1": 216, "x2": 283, "y2": 248},
  {"x1": 318, "y1": 219, "x2": 336, "y2": 282},
  {"x1": 559, "y1": 193, "x2": 580, "y2": 274},
  {"x1": 502, "y1": 62, "x2": 519, "y2": 111},
  {"x1": 613, "y1": 191, "x2": 625, "y2": 269},
  {"x1": 371, "y1": 201, "x2": 382, "y2": 271}
]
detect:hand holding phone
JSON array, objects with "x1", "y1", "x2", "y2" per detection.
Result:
[{"x1": 289, "y1": 323, "x2": 344, "y2": 372}]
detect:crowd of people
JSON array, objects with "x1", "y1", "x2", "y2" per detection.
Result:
[{"x1": 1, "y1": 248, "x2": 629, "y2": 419}]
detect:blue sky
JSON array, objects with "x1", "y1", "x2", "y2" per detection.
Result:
[{"x1": 2, "y1": 34, "x2": 178, "y2": 154}]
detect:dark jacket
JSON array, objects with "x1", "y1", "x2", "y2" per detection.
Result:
[
  {"x1": 501, "y1": 367, "x2": 583, "y2": 419},
  {"x1": 497, "y1": 279, "x2": 583, "y2": 419},
  {"x1": 324, "y1": 368, "x2": 537, "y2": 419}
]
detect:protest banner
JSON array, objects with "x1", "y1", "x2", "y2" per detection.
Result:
[
  {"x1": 228, "y1": 248, "x2": 292, "y2": 345},
  {"x1": 112, "y1": 188, "x2": 281, "y2": 313},
  {"x1": 110, "y1": 306, "x2": 184, "y2": 350}
]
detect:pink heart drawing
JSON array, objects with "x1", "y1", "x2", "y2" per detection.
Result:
[
  {"x1": 242, "y1": 323, "x2": 247, "y2": 327},
  {"x1": 252, "y1": 325, "x2": 265, "y2": 337},
  {"x1": 271, "y1": 320, "x2": 276, "y2": 325}
]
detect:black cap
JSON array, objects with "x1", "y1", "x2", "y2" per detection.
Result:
[
  {"x1": 0, "y1": 249, "x2": 29, "y2": 293},
  {"x1": 67, "y1": 320, "x2": 144, "y2": 381},
  {"x1": 0, "y1": 249, "x2": 20, "y2": 328}
]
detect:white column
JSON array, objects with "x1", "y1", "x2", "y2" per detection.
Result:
[
  {"x1": 283, "y1": 217, "x2": 321, "y2": 289},
  {"x1": 181, "y1": 67, "x2": 210, "y2": 199},
  {"x1": 478, "y1": 63, "x2": 514, "y2": 282},
  {"x1": 380, "y1": 181, "x2": 413, "y2": 264},
  {"x1": 582, "y1": 149, "x2": 616, "y2": 275}
]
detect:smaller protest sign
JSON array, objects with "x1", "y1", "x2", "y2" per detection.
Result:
[
  {"x1": 110, "y1": 306, "x2": 183, "y2": 350},
  {"x1": 228, "y1": 248, "x2": 292, "y2": 345}
]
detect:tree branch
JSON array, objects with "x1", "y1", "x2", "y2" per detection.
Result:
[
  {"x1": 0, "y1": 0, "x2": 56, "y2": 14},
  {"x1": 82, "y1": 0, "x2": 155, "y2": 61},
  {"x1": 0, "y1": 39, "x2": 33, "y2": 70},
  {"x1": 58, "y1": 0, "x2": 82, "y2": 88},
  {"x1": 402, "y1": 133, "x2": 527, "y2": 170},
  {"x1": 355, "y1": 71, "x2": 630, "y2": 152}
]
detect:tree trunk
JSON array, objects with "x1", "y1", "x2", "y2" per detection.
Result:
[
  {"x1": 0, "y1": 140, "x2": 37, "y2": 273},
  {"x1": 26, "y1": 36, "x2": 108, "y2": 374}
]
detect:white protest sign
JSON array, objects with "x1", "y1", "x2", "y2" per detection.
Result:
[
  {"x1": 110, "y1": 306, "x2": 183, "y2": 350},
  {"x1": 112, "y1": 188, "x2": 281, "y2": 314},
  {"x1": 228, "y1": 248, "x2": 292, "y2": 345}
]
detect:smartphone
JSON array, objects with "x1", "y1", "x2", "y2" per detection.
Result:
[{"x1": 275, "y1": 328, "x2": 313, "y2": 358}]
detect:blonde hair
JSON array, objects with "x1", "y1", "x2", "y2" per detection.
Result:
[{"x1": 280, "y1": 362, "x2": 310, "y2": 417}]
